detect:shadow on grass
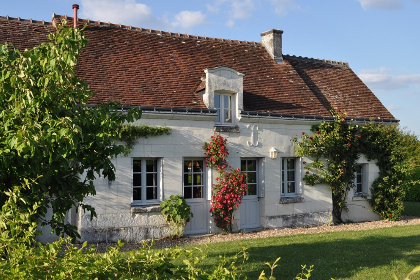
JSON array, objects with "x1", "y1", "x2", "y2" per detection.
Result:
[{"x1": 196, "y1": 227, "x2": 420, "y2": 279}]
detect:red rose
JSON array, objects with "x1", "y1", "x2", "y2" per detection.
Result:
[
  {"x1": 303, "y1": 161, "x2": 306, "y2": 164},
  {"x1": 306, "y1": 171, "x2": 309, "y2": 174},
  {"x1": 302, "y1": 132, "x2": 305, "y2": 135},
  {"x1": 331, "y1": 187, "x2": 335, "y2": 190},
  {"x1": 358, "y1": 135, "x2": 362, "y2": 139},
  {"x1": 347, "y1": 143, "x2": 351, "y2": 147},
  {"x1": 310, "y1": 136, "x2": 313, "y2": 140},
  {"x1": 316, "y1": 131, "x2": 320, "y2": 134},
  {"x1": 389, "y1": 213, "x2": 392, "y2": 218}
]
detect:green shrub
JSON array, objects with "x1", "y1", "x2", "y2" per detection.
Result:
[{"x1": 160, "y1": 195, "x2": 193, "y2": 238}]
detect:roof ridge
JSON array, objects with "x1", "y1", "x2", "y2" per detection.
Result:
[
  {"x1": 51, "y1": 14, "x2": 259, "y2": 45},
  {"x1": 284, "y1": 54, "x2": 349, "y2": 67},
  {"x1": 0, "y1": 15, "x2": 53, "y2": 26}
]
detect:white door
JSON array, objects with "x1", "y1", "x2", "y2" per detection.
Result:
[
  {"x1": 239, "y1": 159, "x2": 260, "y2": 229},
  {"x1": 183, "y1": 159, "x2": 208, "y2": 234}
]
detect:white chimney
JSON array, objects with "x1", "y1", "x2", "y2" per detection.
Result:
[{"x1": 261, "y1": 29, "x2": 283, "y2": 64}]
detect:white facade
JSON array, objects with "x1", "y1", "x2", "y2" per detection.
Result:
[{"x1": 76, "y1": 111, "x2": 372, "y2": 242}]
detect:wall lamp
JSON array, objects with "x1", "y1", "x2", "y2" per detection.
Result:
[{"x1": 269, "y1": 147, "x2": 278, "y2": 159}]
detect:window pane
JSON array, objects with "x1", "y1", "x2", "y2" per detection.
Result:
[
  {"x1": 193, "y1": 160, "x2": 203, "y2": 172},
  {"x1": 247, "y1": 160, "x2": 257, "y2": 171},
  {"x1": 184, "y1": 187, "x2": 192, "y2": 199},
  {"x1": 216, "y1": 109, "x2": 220, "y2": 123},
  {"x1": 357, "y1": 184, "x2": 362, "y2": 193},
  {"x1": 184, "y1": 174, "x2": 192, "y2": 185},
  {"x1": 133, "y1": 174, "x2": 141, "y2": 186},
  {"x1": 247, "y1": 172, "x2": 256, "y2": 184},
  {"x1": 288, "y1": 182, "x2": 296, "y2": 193},
  {"x1": 133, "y1": 160, "x2": 141, "y2": 172},
  {"x1": 224, "y1": 108, "x2": 232, "y2": 123},
  {"x1": 241, "y1": 160, "x2": 246, "y2": 171},
  {"x1": 224, "y1": 95, "x2": 231, "y2": 109},
  {"x1": 193, "y1": 174, "x2": 202, "y2": 185},
  {"x1": 133, "y1": 188, "x2": 141, "y2": 200},
  {"x1": 287, "y1": 159, "x2": 295, "y2": 170},
  {"x1": 146, "y1": 173, "x2": 157, "y2": 186},
  {"x1": 184, "y1": 160, "x2": 192, "y2": 172},
  {"x1": 146, "y1": 186, "x2": 157, "y2": 200},
  {"x1": 193, "y1": 186, "x2": 202, "y2": 198},
  {"x1": 215, "y1": 94, "x2": 220, "y2": 109},
  {"x1": 146, "y1": 160, "x2": 156, "y2": 172},
  {"x1": 248, "y1": 184, "x2": 257, "y2": 195},
  {"x1": 287, "y1": 171, "x2": 295, "y2": 182}
]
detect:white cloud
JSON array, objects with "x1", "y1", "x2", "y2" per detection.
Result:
[
  {"x1": 171, "y1": 11, "x2": 208, "y2": 29},
  {"x1": 358, "y1": 68, "x2": 420, "y2": 90},
  {"x1": 206, "y1": 0, "x2": 255, "y2": 27},
  {"x1": 231, "y1": 0, "x2": 255, "y2": 19},
  {"x1": 357, "y1": 0, "x2": 404, "y2": 10},
  {"x1": 267, "y1": 0, "x2": 301, "y2": 16},
  {"x1": 80, "y1": 0, "x2": 155, "y2": 26}
]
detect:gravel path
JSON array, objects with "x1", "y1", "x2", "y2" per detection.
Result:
[{"x1": 90, "y1": 216, "x2": 420, "y2": 252}]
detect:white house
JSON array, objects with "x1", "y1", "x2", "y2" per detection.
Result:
[{"x1": 0, "y1": 9, "x2": 397, "y2": 243}]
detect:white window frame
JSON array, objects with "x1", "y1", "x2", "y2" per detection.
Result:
[
  {"x1": 241, "y1": 158, "x2": 259, "y2": 197},
  {"x1": 354, "y1": 164, "x2": 368, "y2": 196},
  {"x1": 132, "y1": 158, "x2": 162, "y2": 205},
  {"x1": 281, "y1": 158, "x2": 302, "y2": 197},
  {"x1": 214, "y1": 92, "x2": 235, "y2": 125},
  {"x1": 183, "y1": 159, "x2": 206, "y2": 201}
]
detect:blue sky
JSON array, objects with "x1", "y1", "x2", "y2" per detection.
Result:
[{"x1": 4, "y1": 0, "x2": 420, "y2": 136}]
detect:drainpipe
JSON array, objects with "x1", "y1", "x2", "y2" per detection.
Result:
[{"x1": 72, "y1": 4, "x2": 79, "y2": 28}]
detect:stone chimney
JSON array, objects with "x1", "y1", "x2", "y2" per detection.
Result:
[{"x1": 261, "y1": 29, "x2": 283, "y2": 64}]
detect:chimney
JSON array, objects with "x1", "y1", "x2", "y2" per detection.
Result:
[
  {"x1": 72, "y1": 4, "x2": 79, "y2": 28},
  {"x1": 261, "y1": 29, "x2": 283, "y2": 64}
]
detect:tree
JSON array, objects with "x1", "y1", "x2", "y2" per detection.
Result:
[
  {"x1": 292, "y1": 113, "x2": 418, "y2": 222},
  {"x1": 0, "y1": 21, "x2": 169, "y2": 238}
]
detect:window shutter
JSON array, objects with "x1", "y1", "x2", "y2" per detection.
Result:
[
  {"x1": 258, "y1": 158, "x2": 265, "y2": 198},
  {"x1": 295, "y1": 157, "x2": 303, "y2": 194}
]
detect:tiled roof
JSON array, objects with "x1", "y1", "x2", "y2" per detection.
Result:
[{"x1": 0, "y1": 14, "x2": 396, "y2": 120}]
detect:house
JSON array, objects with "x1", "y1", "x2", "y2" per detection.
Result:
[{"x1": 0, "y1": 7, "x2": 397, "y2": 243}]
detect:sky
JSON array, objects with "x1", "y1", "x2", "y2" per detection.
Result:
[{"x1": 3, "y1": 0, "x2": 420, "y2": 136}]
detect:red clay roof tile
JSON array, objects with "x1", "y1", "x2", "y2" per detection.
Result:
[{"x1": 0, "y1": 14, "x2": 395, "y2": 120}]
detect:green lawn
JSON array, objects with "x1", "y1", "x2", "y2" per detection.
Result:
[
  {"x1": 403, "y1": 201, "x2": 420, "y2": 216},
  {"x1": 178, "y1": 225, "x2": 420, "y2": 280}
]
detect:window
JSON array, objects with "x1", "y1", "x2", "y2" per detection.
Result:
[
  {"x1": 183, "y1": 159, "x2": 204, "y2": 199},
  {"x1": 241, "y1": 159, "x2": 258, "y2": 196},
  {"x1": 215, "y1": 93, "x2": 233, "y2": 124},
  {"x1": 133, "y1": 159, "x2": 159, "y2": 203},
  {"x1": 354, "y1": 164, "x2": 367, "y2": 196},
  {"x1": 282, "y1": 158, "x2": 296, "y2": 196}
]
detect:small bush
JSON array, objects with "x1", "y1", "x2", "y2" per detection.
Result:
[{"x1": 160, "y1": 195, "x2": 193, "y2": 238}]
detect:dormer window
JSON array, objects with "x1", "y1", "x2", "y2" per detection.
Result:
[
  {"x1": 215, "y1": 93, "x2": 233, "y2": 124},
  {"x1": 201, "y1": 66, "x2": 244, "y2": 130}
]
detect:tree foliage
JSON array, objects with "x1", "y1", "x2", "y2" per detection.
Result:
[
  {"x1": 292, "y1": 113, "x2": 420, "y2": 222},
  {"x1": 0, "y1": 21, "x2": 170, "y2": 238}
]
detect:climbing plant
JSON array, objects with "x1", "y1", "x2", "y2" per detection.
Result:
[
  {"x1": 0, "y1": 20, "x2": 170, "y2": 238},
  {"x1": 204, "y1": 134, "x2": 247, "y2": 232},
  {"x1": 292, "y1": 112, "x2": 417, "y2": 222}
]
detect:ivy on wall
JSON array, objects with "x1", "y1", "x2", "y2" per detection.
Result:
[{"x1": 292, "y1": 113, "x2": 418, "y2": 222}]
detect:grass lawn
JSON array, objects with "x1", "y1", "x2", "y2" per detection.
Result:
[
  {"x1": 178, "y1": 224, "x2": 420, "y2": 280},
  {"x1": 403, "y1": 201, "x2": 420, "y2": 216}
]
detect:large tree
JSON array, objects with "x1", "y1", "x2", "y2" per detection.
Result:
[{"x1": 0, "y1": 21, "x2": 168, "y2": 238}]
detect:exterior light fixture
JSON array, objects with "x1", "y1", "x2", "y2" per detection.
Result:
[{"x1": 269, "y1": 147, "x2": 278, "y2": 159}]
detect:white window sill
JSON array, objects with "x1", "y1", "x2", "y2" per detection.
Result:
[
  {"x1": 214, "y1": 125, "x2": 240, "y2": 133},
  {"x1": 280, "y1": 196, "x2": 304, "y2": 204},
  {"x1": 352, "y1": 195, "x2": 370, "y2": 201},
  {"x1": 130, "y1": 204, "x2": 161, "y2": 214}
]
